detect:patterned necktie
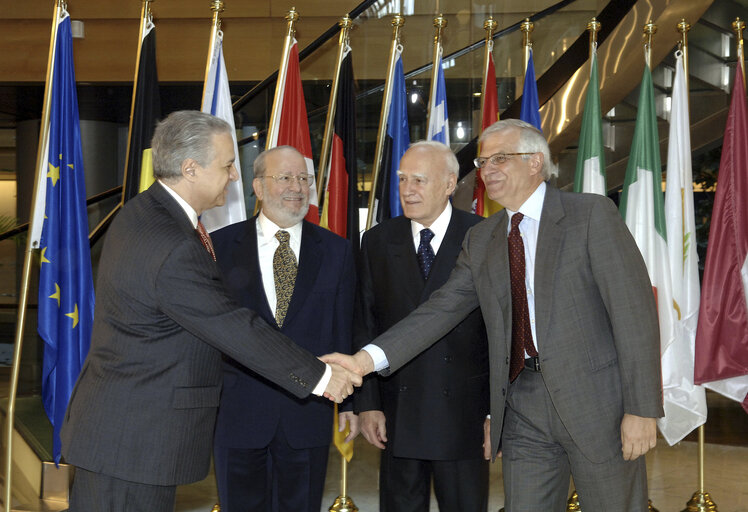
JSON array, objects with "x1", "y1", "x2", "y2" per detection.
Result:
[
  {"x1": 273, "y1": 230, "x2": 297, "y2": 327},
  {"x1": 508, "y1": 213, "x2": 538, "y2": 382},
  {"x1": 417, "y1": 228, "x2": 436, "y2": 280},
  {"x1": 196, "y1": 220, "x2": 216, "y2": 261}
]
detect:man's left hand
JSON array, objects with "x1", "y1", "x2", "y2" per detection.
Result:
[
  {"x1": 338, "y1": 411, "x2": 359, "y2": 443},
  {"x1": 620, "y1": 413, "x2": 656, "y2": 460}
]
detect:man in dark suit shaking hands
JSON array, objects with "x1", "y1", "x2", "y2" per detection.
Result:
[
  {"x1": 329, "y1": 119, "x2": 663, "y2": 511},
  {"x1": 61, "y1": 111, "x2": 360, "y2": 512},
  {"x1": 354, "y1": 141, "x2": 490, "y2": 512},
  {"x1": 211, "y1": 146, "x2": 358, "y2": 512}
]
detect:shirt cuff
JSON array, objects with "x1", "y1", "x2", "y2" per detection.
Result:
[
  {"x1": 311, "y1": 364, "x2": 332, "y2": 396},
  {"x1": 362, "y1": 344, "x2": 389, "y2": 372}
]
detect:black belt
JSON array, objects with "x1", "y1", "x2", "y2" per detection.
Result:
[{"x1": 524, "y1": 356, "x2": 541, "y2": 372}]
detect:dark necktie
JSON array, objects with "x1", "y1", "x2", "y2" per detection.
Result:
[
  {"x1": 196, "y1": 220, "x2": 216, "y2": 261},
  {"x1": 417, "y1": 228, "x2": 436, "y2": 279},
  {"x1": 508, "y1": 213, "x2": 538, "y2": 382},
  {"x1": 273, "y1": 230, "x2": 297, "y2": 327}
]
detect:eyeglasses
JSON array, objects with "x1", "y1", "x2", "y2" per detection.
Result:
[
  {"x1": 473, "y1": 152, "x2": 536, "y2": 168},
  {"x1": 260, "y1": 174, "x2": 315, "y2": 186}
]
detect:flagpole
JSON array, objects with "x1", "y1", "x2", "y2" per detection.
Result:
[
  {"x1": 4, "y1": 1, "x2": 62, "y2": 507},
  {"x1": 425, "y1": 14, "x2": 447, "y2": 134},
  {"x1": 201, "y1": 1, "x2": 224, "y2": 108},
  {"x1": 733, "y1": 18, "x2": 746, "y2": 91},
  {"x1": 254, "y1": 7, "x2": 298, "y2": 216},
  {"x1": 521, "y1": 18, "x2": 533, "y2": 76},
  {"x1": 643, "y1": 20, "x2": 656, "y2": 70},
  {"x1": 317, "y1": 15, "x2": 353, "y2": 203},
  {"x1": 121, "y1": 0, "x2": 154, "y2": 205},
  {"x1": 365, "y1": 14, "x2": 404, "y2": 230},
  {"x1": 479, "y1": 18, "x2": 497, "y2": 134},
  {"x1": 266, "y1": 8, "x2": 299, "y2": 152}
]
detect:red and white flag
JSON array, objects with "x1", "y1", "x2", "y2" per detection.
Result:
[
  {"x1": 694, "y1": 61, "x2": 748, "y2": 414},
  {"x1": 267, "y1": 39, "x2": 319, "y2": 223},
  {"x1": 472, "y1": 43, "x2": 501, "y2": 217}
]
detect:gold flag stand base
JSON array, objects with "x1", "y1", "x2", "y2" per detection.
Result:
[
  {"x1": 329, "y1": 495, "x2": 359, "y2": 512},
  {"x1": 681, "y1": 491, "x2": 718, "y2": 512},
  {"x1": 565, "y1": 491, "x2": 659, "y2": 511}
]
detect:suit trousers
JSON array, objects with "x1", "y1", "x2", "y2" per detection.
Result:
[
  {"x1": 214, "y1": 426, "x2": 329, "y2": 512},
  {"x1": 379, "y1": 449, "x2": 489, "y2": 512},
  {"x1": 68, "y1": 466, "x2": 177, "y2": 512},
  {"x1": 501, "y1": 369, "x2": 649, "y2": 512}
]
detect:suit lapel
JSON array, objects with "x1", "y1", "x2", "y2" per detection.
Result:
[
  {"x1": 283, "y1": 221, "x2": 322, "y2": 327},
  {"x1": 486, "y1": 212, "x2": 512, "y2": 354},
  {"x1": 232, "y1": 219, "x2": 276, "y2": 323},
  {"x1": 388, "y1": 218, "x2": 425, "y2": 307},
  {"x1": 534, "y1": 186, "x2": 565, "y2": 352}
]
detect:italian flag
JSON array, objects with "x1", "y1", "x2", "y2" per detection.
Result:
[
  {"x1": 619, "y1": 63, "x2": 677, "y2": 409},
  {"x1": 574, "y1": 49, "x2": 606, "y2": 195}
]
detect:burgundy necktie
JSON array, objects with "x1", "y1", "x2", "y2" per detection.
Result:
[
  {"x1": 196, "y1": 220, "x2": 216, "y2": 261},
  {"x1": 508, "y1": 213, "x2": 537, "y2": 382}
]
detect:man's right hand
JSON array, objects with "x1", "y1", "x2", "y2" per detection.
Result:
[
  {"x1": 359, "y1": 410, "x2": 388, "y2": 449},
  {"x1": 323, "y1": 363, "x2": 362, "y2": 403},
  {"x1": 320, "y1": 351, "x2": 374, "y2": 377}
]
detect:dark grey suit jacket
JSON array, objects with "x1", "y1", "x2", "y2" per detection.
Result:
[
  {"x1": 61, "y1": 183, "x2": 326, "y2": 486},
  {"x1": 372, "y1": 187, "x2": 664, "y2": 463}
]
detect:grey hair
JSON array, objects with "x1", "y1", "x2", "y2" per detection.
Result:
[
  {"x1": 405, "y1": 140, "x2": 459, "y2": 179},
  {"x1": 252, "y1": 145, "x2": 303, "y2": 178},
  {"x1": 151, "y1": 110, "x2": 232, "y2": 182},
  {"x1": 479, "y1": 119, "x2": 558, "y2": 179}
]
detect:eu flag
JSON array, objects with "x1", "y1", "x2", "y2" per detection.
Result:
[
  {"x1": 37, "y1": 12, "x2": 95, "y2": 464},
  {"x1": 520, "y1": 49, "x2": 542, "y2": 132}
]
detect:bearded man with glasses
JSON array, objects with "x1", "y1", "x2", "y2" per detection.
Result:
[{"x1": 210, "y1": 145, "x2": 357, "y2": 512}]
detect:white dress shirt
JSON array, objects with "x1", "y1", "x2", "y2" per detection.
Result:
[{"x1": 505, "y1": 181, "x2": 546, "y2": 353}]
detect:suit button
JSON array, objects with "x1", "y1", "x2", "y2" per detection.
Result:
[
  {"x1": 442, "y1": 389, "x2": 450, "y2": 397},
  {"x1": 502, "y1": 388, "x2": 506, "y2": 396},
  {"x1": 399, "y1": 385, "x2": 408, "y2": 392},
  {"x1": 443, "y1": 356, "x2": 452, "y2": 363},
  {"x1": 505, "y1": 357, "x2": 509, "y2": 365}
]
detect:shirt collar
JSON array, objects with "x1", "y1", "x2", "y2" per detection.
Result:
[
  {"x1": 257, "y1": 211, "x2": 303, "y2": 245},
  {"x1": 159, "y1": 180, "x2": 198, "y2": 228},
  {"x1": 507, "y1": 181, "x2": 546, "y2": 223},
  {"x1": 410, "y1": 201, "x2": 452, "y2": 240}
]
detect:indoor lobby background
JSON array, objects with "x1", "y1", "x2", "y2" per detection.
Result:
[{"x1": 1, "y1": 0, "x2": 747, "y2": 510}]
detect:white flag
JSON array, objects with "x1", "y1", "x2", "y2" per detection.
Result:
[
  {"x1": 661, "y1": 51, "x2": 707, "y2": 444},
  {"x1": 200, "y1": 31, "x2": 246, "y2": 232}
]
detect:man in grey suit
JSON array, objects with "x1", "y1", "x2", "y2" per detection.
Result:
[
  {"x1": 328, "y1": 119, "x2": 663, "y2": 511},
  {"x1": 61, "y1": 111, "x2": 359, "y2": 512}
]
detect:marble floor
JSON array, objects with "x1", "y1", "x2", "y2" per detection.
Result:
[{"x1": 175, "y1": 433, "x2": 748, "y2": 512}]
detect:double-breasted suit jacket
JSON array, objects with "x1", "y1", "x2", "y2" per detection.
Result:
[
  {"x1": 61, "y1": 183, "x2": 326, "y2": 486},
  {"x1": 372, "y1": 187, "x2": 664, "y2": 462},
  {"x1": 354, "y1": 209, "x2": 489, "y2": 460}
]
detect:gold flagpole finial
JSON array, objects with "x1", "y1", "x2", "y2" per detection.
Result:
[
  {"x1": 587, "y1": 17, "x2": 601, "y2": 48},
  {"x1": 210, "y1": 0, "x2": 224, "y2": 14},
  {"x1": 733, "y1": 17, "x2": 745, "y2": 90},
  {"x1": 286, "y1": 7, "x2": 300, "y2": 37},
  {"x1": 643, "y1": 20, "x2": 657, "y2": 68},
  {"x1": 484, "y1": 17, "x2": 497, "y2": 34},
  {"x1": 521, "y1": 18, "x2": 534, "y2": 48}
]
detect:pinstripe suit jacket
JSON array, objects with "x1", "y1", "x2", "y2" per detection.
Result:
[
  {"x1": 60, "y1": 182, "x2": 326, "y2": 486},
  {"x1": 372, "y1": 186, "x2": 664, "y2": 463}
]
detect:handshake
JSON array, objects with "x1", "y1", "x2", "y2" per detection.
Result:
[{"x1": 317, "y1": 351, "x2": 376, "y2": 403}]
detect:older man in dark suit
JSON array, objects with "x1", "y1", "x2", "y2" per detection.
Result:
[
  {"x1": 329, "y1": 119, "x2": 663, "y2": 511},
  {"x1": 354, "y1": 140, "x2": 489, "y2": 512},
  {"x1": 61, "y1": 111, "x2": 359, "y2": 512},
  {"x1": 211, "y1": 146, "x2": 357, "y2": 512}
]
